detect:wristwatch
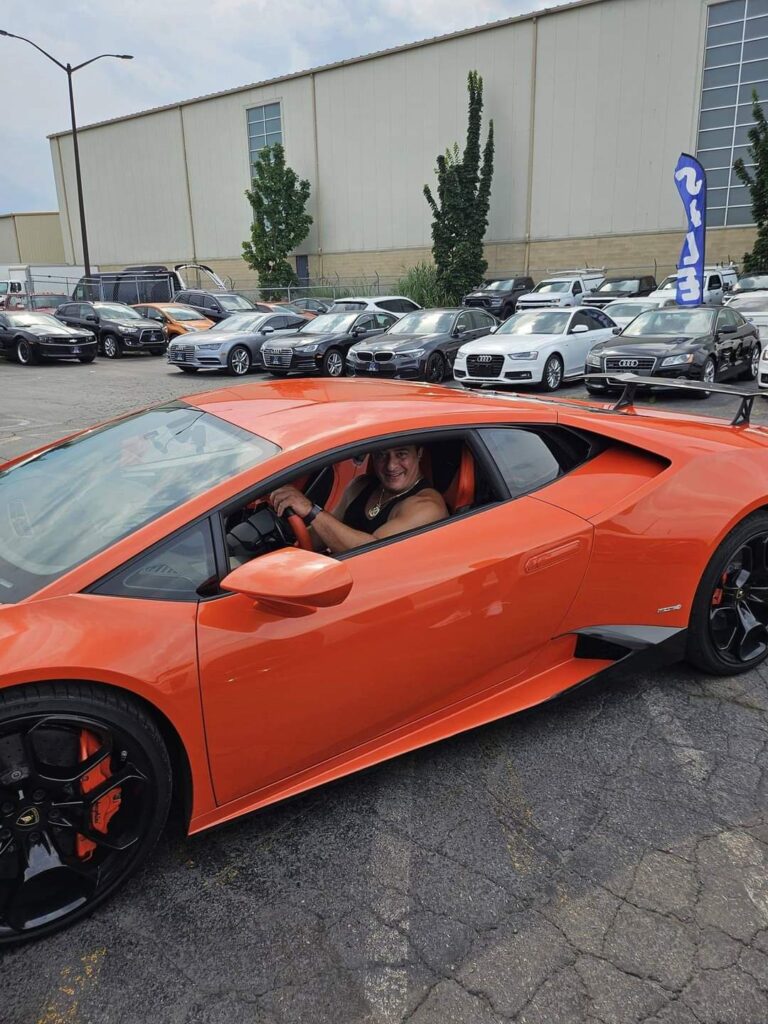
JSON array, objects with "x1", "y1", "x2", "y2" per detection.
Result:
[{"x1": 302, "y1": 503, "x2": 324, "y2": 527}]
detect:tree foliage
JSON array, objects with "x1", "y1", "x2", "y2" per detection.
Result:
[
  {"x1": 423, "y1": 71, "x2": 495, "y2": 302},
  {"x1": 733, "y1": 89, "x2": 768, "y2": 271},
  {"x1": 242, "y1": 144, "x2": 313, "y2": 287}
]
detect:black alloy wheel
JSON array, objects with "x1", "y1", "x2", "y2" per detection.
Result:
[
  {"x1": 227, "y1": 345, "x2": 251, "y2": 376},
  {"x1": 102, "y1": 335, "x2": 122, "y2": 359},
  {"x1": 0, "y1": 682, "x2": 171, "y2": 944},
  {"x1": 425, "y1": 352, "x2": 446, "y2": 384},
  {"x1": 15, "y1": 340, "x2": 39, "y2": 366},
  {"x1": 321, "y1": 347, "x2": 345, "y2": 378},
  {"x1": 688, "y1": 512, "x2": 768, "y2": 675}
]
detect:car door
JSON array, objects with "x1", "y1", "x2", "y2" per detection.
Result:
[
  {"x1": 55, "y1": 303, "x2": 78, "y2": 328},
  {"x1": 0, "y1": 313, "x2": 11, "y2": 354},
  {"x1": 447, "y1": 311, "x2": 473, "y2": 362},
  {"x1": 564, "y1": 311, "x2": 595, "y2": 374},
  {"x1": 725, "y1": 306, "x2": 755, "y2": 370},
  {"x1": 707, "y1": 274, "x2": 724, "y2": 305},
  {"x1": 715, "y1": 306, "x2": 737, "y2": 375},
  {"x1": 469, "y1": 309, "x2": 497, "y2": 338},
  {"x1": 196, "y1": 432, "x2": 594, "y2": 803}
]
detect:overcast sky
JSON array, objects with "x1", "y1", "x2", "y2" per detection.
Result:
[{"x1": 1, "y1": 0, "x2": 552, "y2": 214}]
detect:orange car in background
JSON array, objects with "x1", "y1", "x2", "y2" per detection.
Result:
[
  {"x1": 253, "y1": 301, "x2": 317, "y2": 320},
  {"x1": 1, "y1": 374, "x2": 768, "y2": 943},
  {"x1": 133, "y1": 302, "x2": 214, "y2": 336}
]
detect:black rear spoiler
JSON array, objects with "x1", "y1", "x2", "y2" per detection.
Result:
[{"x1": 584, "y1": 373, "x2": 763, "y2": 426}]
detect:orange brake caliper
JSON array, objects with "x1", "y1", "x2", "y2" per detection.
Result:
[{"x1": 75, "y1": 730, "x2": 122, "y2": 861}]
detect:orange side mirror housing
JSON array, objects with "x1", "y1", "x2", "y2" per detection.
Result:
[{"x1": 220, "y1": 548, "x2": 353, "y2": 609}]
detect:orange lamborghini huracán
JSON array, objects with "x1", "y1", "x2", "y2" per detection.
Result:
[{"x1": 0, "y1": 374, "x2": 766, "y2": 942}]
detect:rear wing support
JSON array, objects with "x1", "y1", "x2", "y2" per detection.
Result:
[{"x1": 584, "y1": 373, "x2": 763, "y2": 426}]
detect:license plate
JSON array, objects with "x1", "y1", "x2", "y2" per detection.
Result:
[
  {"x1": 368, "y1": 362, "x2": 379, "y2": 371},
  {"x1": 72, "y1": 347, "x2": 80, "y2": 354},
  {"x1": 268, "y1": 355, "x2": 281, "y2": 365},
  {"x1": 175, "y1": 351, "x2": 186, "y2": 362}
]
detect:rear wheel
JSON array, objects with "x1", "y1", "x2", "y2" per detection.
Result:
[
  {"x1": 425, "y1": 352, "x2": 446, "y2": 384},
  {"x1": 585, "y1": 383, "x2": 607, "y2": 396},
  {"x1": 15, "y1": 340, "x2": 40, "y2": 366},
  {"x1": 687, "y1": 512, "x2": 768, "y2": 675},
  {"x1": 740, "y1": 343, "x2": 761, "y2": 381},
  {"x1": 227, "y1": 345, "x2": 251, "y2": 376},
  {"x1": 0, "y1": 682, "x2": 171, "y2": 945},
  {"x1": 540, "y1": 354, "x2": 564, "y2": 392},
  {"x1": 321, "y1": 347, "x2": 345, "y2": 378},
  {"x1": 102, "y1": 335, "x2": 122, "y2": 359}
]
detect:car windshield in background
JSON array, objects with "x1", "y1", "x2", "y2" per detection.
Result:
[
  {"x1": 658, "y1": 277, "x2": 678, "y2": 291},
  {"x1": 218, "y1": 295, "x2": 254, "y2": 311},
  {"x1": 485, "y1": 280, "x2": 515, "y2": 291},
  {"x1": 596, "y1": 279, "x2": 640, "y2": 293},
  {"x1": 621, "y1": 308, "x2": 716, "y2": 337},
  {"x1": 728, "y1": 297, "x2": 768, "y2": 312},
  {"x1": 301, "y1": 313, "x2": 357, "y2": 334},
  {"x1": 30, "y1": 295, "x2": 68, "y2": 309},
  {"x1": 734, "y1": 276, "x2": 768, "y2": 292},
  {"x1": 604, "y1": 301, "x2": 658, "y2": 318},
  {"x1": 162, "y1": 306, "x2": 207, "y2": 321},
  {"x1": 388, "y1": 311, "x2": 455, "y2": 335},
  {"x1": 498, "y1": 310, "x2": 571, "y2": 335},
  {"x1": 0, "y1": 404, "x2": 279, "y2": 604},
  {"x1": 96, "y1": 304, "x2": 142, "y2": 319},
  {"x1": 532, "y1": 281, "x2": 571, "y2": 293},
  {"x1": 216, "y1": 314, "x2": 269, "y2": 332},
  {"x1": 5, "y1": 313, "x2": 62, "y2": 328},
  {"x1": 329, "y1": 302, "x2": 366, "y2": 311}
]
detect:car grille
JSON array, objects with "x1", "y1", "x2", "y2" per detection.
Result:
[
  {"x1": 139, "y1": 329, "x2": 164, "y2": 344},
  {"x1": 263, "y1": 347, "x2": 292, "y2": 368},
  {"x1": 464, "y1": 297, "x2": 499, "y2": 310},
  {"x1": 467, "y1": 354, "x2": 504, "y2": 376},
  {"x1": 604, "y1": 356, "x2": 656, "y2": 372}
]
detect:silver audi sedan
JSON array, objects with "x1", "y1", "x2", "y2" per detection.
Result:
[{"x1": 166, "y1": 311, "x2": 307, "y2": 376}]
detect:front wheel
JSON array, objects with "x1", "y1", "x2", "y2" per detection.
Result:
[
  {"x1": 102, "y1": 335, "x2": 122, "y2": 359},
  {"x1": 0, "y1": 682, "x2": 171, "y2": 945},
  {"x1": 321, "y1": 347, "x2": 345, "y2": 378},
  {"x1": 687, "y1": 512, "x2": 768, "y2": 675},
  {"x1": 540, "y1": 354, "x2": 564, "y2": 392},
  {"x1": 424, "y1": 352, "x2": 447, "y2": 384},
  {"x1": 740, "y1": 343, "x2": 761, "y2": 381},
  {"x1": 694, "y1": 357, "x2": 716, "y2": 399},
  {"x1": 585, "y1": 383, "x2": 607, "y2": 396},
  {"x1": 78, "y1": 355, "x2": 96, "y2": 364},
  {"x1": 178, "y1": 366, "x2": 198, "y2": 374},
  {"x1": 227, "y1": 345, "x2": 251, "y2": 376},
  {"x1": 15, "y1": 340, "x2": 40, "y2": 366}
]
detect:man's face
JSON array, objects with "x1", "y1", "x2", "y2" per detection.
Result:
[{"x1": 371, "y1": 445, "x2": 422, "y2": 493}]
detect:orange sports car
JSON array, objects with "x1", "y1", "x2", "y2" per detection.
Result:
[
  {"x1": 1, "y1": 374, "x2": 766, "y2": 943},
  {"x1": 132, "y1": 302, "x2": 215, "y2": 336}
]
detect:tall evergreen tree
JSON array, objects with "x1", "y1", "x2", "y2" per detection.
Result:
[
  {"x1": 424, "y1": 71, "x2": 495, "y2": 301},
  {"x1": 733, "y1": 89, "x2": 768, "y2": 271},
  {"x1": 242, "y1": 144, "x2": 313, "y2": 288}
]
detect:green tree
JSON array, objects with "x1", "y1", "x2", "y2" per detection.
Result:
[
  {"x1": 423, "y1": 71, "x2": 495, "y2": 302},
  {"x1": 733, "y1": 89, "x2": 768, "y2": 271},
  {"x1": 242, "y1": 143, "x2": 313, "y2": 289}
]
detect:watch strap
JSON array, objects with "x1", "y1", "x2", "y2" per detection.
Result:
[{"x1": 303, "y1": 503, "x2": 323, "y2": 526}]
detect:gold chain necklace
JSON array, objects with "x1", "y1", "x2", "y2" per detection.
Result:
[{"x1": 366, "y1": 477, "x2": 423, "y2": 520}]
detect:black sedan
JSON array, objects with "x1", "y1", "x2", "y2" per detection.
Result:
[
  {"x1": 260, "y1": 311, "x2": 397, "y2": 377},
  {"x1": 0, "y1": 311, "x2": 97, "y2": 366},
  {"x1": 347, "y1": 308, "x2": 498, "y2": 382},
  {"x1": 584, "y1": 305, "x2": 761, "y2": 395}
]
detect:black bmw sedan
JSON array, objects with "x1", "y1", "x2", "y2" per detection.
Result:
[
  {"x1": 584, "y1": 305, "x2": 760, "y2": 395},
  {"x1": 0, "y1": 311, "x2": 97, "y2": 366},
  {"x1": 347, "y1": 308, "x2": 497, "y2": 382},
  {"x1": 260, "y1": 310, "x2": 397, "y2": 377}
]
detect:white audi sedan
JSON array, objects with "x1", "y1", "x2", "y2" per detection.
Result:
[{"x1": 453, "y1": 306, "x2": 618, "y2": 391}]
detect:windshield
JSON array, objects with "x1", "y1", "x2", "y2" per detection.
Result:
[
  {"x1": 162, "y1": 306, "x2": 207, "y2": 321},
  {"x1": 621, "y1": 308, "x2": 716, "y2": 337},
  {"x1": 96, "y1": 304, "x2": 142, "y2": 319},
  {"x1": 29, "y1": 295, "x2": 68, "y2": 309},
  {"x1": 5, "y1": 313, "x2": 62, "y2": 328},
  {"x1": 597, "y1": 279, "x2": 640, "y2": 293},
  {"x1": 658, "y1": 276, "x2": 678, "y2": 291},
  {"x1": 218, "y1": 295, "x2": 254, "y2": 311},
  {"x1": 0, "y1": 404, "x2": 279, "y2": 603},
  {"x1": 532, "y1": 280, "x2": 571, "y2": 293},
  {"x1": 485, "y1": 280, "x2": 515, "y2": 291},
  {"x1": 301, "y1": 313, "x2": 356, "y2": 334},
  {"x1": 728, "y1": 296, "x2": 768, "y2": 312},
  {"x1": 603, "y1": 301, "x2": 658, "y2": 318},
  {"x1": 734, "y1": 276, "x2": 768, "y2": 292},
  {"x1": 388, "y1": 311, "x2": 455, "y2": 335},
  {"x1": 498, "y1": 310, "x2": 571, "y2": 335},
  {"x1": 0, "y1": 284, "x2": 8, "y2": 294},
  {"x1": 215, "y1": 313, "x2": 269, "y2": 332}
]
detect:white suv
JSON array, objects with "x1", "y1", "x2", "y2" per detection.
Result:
[{"x1": 327, "y1": 296, "x2": 421, "y2": 319}]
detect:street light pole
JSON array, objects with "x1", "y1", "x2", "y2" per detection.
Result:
[{"x1": 0, "y1": 31, "x2": 132, "y2": 277}]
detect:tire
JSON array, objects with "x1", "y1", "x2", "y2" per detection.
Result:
[
  {"x1": 321, "y1": 347, "x2": 345, "y2": 378},
  {"x1": 15, "y1": 339, "x2": 40, "y2": 366},
  {"x1": 424, "y1": 352, "x2": 447, "y2": 384},
  {"x1": 694, "y1": 357, "x2": 716, "y2": 399},
  {"x1": 178, "y1": 366, "x2": 198, "y2": 374},
  {"x1": 102, "y1": 335, "x2": 122, "y2": 359},
  {"x1": 78, "y1": 355, "x2": 96, "y2": 364},
  {"x1": 740, "y1": 343, "x2": 761, "y2": 381},
  {"x1": 540, "y1": 354, "x2": 564, "y2": 392},
  {"x1": 227, "y1": 345, "x2": 251, "y2": 376},
  {"x1": 267, "y1": 370, "x2": 288, "y2": 377},
  {"x1": 687, "y1": 511, "x2": 768, "y2": 676},
  {"x1": 0, "y1": 681, "x2": 171, "y2": 945},
  {"x1": 585, "y1": 383, "x2": 607, "y2": 396}
]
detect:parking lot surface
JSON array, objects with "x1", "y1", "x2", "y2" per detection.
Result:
[{"x1": 2, "y1": 358, "x2": 768, "y2": 1024}]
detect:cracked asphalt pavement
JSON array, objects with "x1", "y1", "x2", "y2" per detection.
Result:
[{"x1": 2, "y1": 358, "x2": 768, "y2": 1023}]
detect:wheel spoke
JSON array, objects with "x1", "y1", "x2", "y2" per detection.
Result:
[
  {"x1": 710, "y1": 605, "x2": 738, "y2": 651},
  {"x1": 736, "y1": 602, "x2": 768, "y2": 661},
  {"x1": 24, "y1": 717, "x2": 112, "y2": 785}
]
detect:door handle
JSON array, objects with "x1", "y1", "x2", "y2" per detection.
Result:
[{"x1": 525, "y1": 539, "x2": 584, "y2": 574}]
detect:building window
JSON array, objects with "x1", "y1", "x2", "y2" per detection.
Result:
[
  {"x1": 247, "y1": 102, "x2": 282, "y2": 171},
  {"x1": 698, "y1": 0, "x2": 768, "y2": 226}
]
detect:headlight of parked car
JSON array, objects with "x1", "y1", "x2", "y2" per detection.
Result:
[
  {"x1": 295, "y1": 343, "x2": 319, "y2": 353},
  {"x1": 508, "y1": 350, "x2": 539, "y2": 360},
  {"x1": 119, "y1": 326, "x2": 139, "y2": 334},
  {"x1": 397, "y1": 348, "x2": 425, "y2": 358},
  {"x1": 660, "y1": 353, "x2": 695, "y2": 366},
  {"x1": 196, "y1": 343, "x2": 222, "y2": 351}
]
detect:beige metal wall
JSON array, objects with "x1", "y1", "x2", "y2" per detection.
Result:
[
  {"x1": 0, "y1": 213, "x2": 64, "y2": 264},
  {"x1": 49, "y1": 0, "x2": 719, "y2": 274}
]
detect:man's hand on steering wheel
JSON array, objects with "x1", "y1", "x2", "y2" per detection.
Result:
[{"x1": 270, "y1": 485, "x2": 312, "y2": 520}]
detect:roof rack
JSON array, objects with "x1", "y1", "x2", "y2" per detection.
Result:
[{"x1": 584, "y1": 373, "x2": 762, "y2": 426}]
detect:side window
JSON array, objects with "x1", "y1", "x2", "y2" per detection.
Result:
[
  {"x1": 709, "y1": 275, "x2": 722, "y2": 290},
  {"x1": 269, "y1": 316, "x2": 287, "y2": 329},
  {"x1": 376, "y1": 300, "x2": 396, "y2": 313},
  {"x1": 373, "y1": 313, "x2": 394, "y2": 330},
  {"x1": 200, "y1": 294, "x2": 216, "y2": 310},
  {"x1": 570, "y1": 312, "x2": 592, "y2": 331},
  {"x1": 355, "y1": 315, "x2": 376, "y2": 332},
  {"x1": 583, "y1": 310, "x2": 610, "y2": 330},
  {"x1": 176, "y1": 291, "x2": 188, "y2": 303},
  {"x1": 287, "y1": 316, "x2": 307, "y2": 329},
  {"x1": 456, "y1": 311, "x2": 472, "y2": 332},
  {"x1": 399, "y1": 299, "x2": 420, "y2": 312},
  {"x1": 91, "y1": 521, "x2": 217, "y2": 602},
  {"x1": 479, "y1": 427, "x2": 593, "y2": 499},
  {"x1": 718, "y1": 307, "x2": 739, "y2": 330},
  {"x1": 57, "y1": 304, "x2": 72, "y2": 317},
  {"x1": 469, "y1": 310, "x2": 494, "y2": 330},
  {"x1": 573, "y1": 281, "x2": 583, "y2": 295}
]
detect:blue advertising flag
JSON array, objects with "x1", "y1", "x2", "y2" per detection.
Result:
[{"x1": 674, "y1": 154, "x2": 707, "y2": 306}]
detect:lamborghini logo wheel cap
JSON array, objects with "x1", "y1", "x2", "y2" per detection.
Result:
[{"x1": 16, "y1": 807, "x2": 40, "y2": 828}]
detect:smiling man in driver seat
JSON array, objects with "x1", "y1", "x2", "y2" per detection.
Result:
[{"x1": 270, "y1": 445, "x2": 448, "y2": 554}]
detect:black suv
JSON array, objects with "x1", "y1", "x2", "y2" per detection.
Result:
[
  {"x1": 55, "y1": 301, "x2": 167, "y2": 358},
  {"x1": 588, "y1": 275, "x2": 657, "y2": 308},
  {"x1": 462, "y1": 277, "x2": 534, "y2": 320},
  {"x1": 173, "y1": 290, "x2": 256, "y2": 323}
]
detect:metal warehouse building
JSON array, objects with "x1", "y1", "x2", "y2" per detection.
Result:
[{"x1": 49, "y1": 0, "x2": 765, "y2": 287}]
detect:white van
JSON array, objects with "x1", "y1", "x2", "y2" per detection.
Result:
[{"x1": 648, "y1": 264, "x2": 738, "y2": 306}]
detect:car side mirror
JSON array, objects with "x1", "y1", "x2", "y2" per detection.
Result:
[
  {"x1": 261, "y1": 325, "x2": 275, "y2": 334},
  {"x1": 220, "y1": 548, "x2": 353, "y2": 609},
  {"x1": 612, "y1": 326, "x2": 622, "y2": 335},
  {"x1": 351, "y1": 326, "x2": 365, "y2": 336},
  {"x1": 719, "y1": 324, "x2": 737, "y2": 334},
  {"x1": 453, "y1": 326, "x2": 467, "y2": 337},
  {"x1": 85, "y1": 313, "x2": 97, "y2": 322},
  {"x1": 571, "y1": 324, "x2": 589, "y2": 334},
  {"x1": 488, "y1": 325, "x2": 498, "y2": 333}
]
